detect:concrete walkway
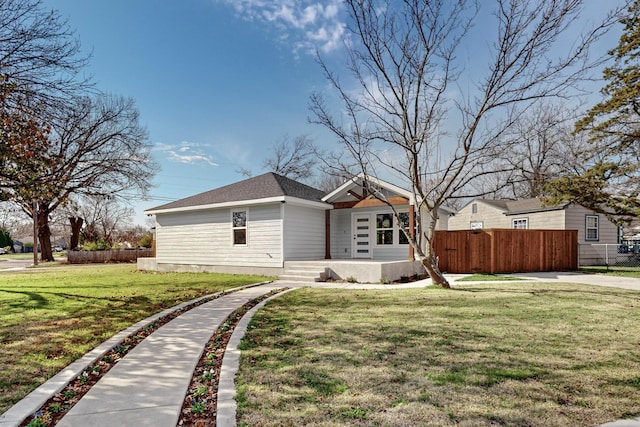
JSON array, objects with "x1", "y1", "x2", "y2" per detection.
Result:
[{"x1": 2, "y1": 272, "x2": 640, "y2": 426}]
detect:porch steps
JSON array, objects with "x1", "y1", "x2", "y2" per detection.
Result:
[{"x1": 280, "y1": 263, "x2": 329, "y2": 282}]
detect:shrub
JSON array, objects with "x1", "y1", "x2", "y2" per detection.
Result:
[
  {"x1": 138, "y1": 233, "x2": 153, "y2": 248},
  {"x1": 83, "y1": 240, "x2": 110, "y2": 251},
  {"x1": 0, "y1": 229, "x2": 12, "y2": 249}
]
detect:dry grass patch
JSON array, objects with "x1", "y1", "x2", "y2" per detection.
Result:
[{"x1": 236, "y1": 283, "x2": 640, "y2": 426}]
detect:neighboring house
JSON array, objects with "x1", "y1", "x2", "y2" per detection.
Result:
[
  {"x1": 142, "y1": 172, "x2": 452, "y2": 281},
  {"x1": 448, "y1": 198, "x2": 620, "y2": 266}
]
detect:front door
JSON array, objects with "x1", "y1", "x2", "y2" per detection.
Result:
[{"x1": 352, "y1": 213, "x2": 372, "y2": 258}]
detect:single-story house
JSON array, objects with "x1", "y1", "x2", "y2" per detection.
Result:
[
  {"x1": 141, "y1": 172, "x2": 452, "y2": 282},
  {"x1": 447, "y1": 198, "x2": 620, "y2": 265}
]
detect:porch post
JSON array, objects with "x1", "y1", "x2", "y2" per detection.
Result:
[
  {"x1": 408, "y1": 204, "x2": 415, "y2": 260},
  {"x1": 325, "y1": 210, "x2": 331, "y2": 259}
]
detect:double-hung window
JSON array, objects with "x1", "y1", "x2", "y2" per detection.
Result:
[
  {"x1": 586, "y1": 215, "x2": 599, "y2": 241},
  {"x1": 512, "y1": 218, "x2": 528, "y2": 229},
  {"x1": 232, "y1": 210, "x2": 247, "y2": 245}
]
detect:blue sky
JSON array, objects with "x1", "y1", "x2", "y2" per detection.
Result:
[
  {"x1": 42, "y1": 0, "x2": 625, "y2": 225},
  {"x1": 44, "y1": 0, "x2": 347, "y2": 224}
]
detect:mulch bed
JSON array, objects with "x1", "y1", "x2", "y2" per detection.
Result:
[
  {"x1": 19, "y1": 289, "x2": 237, "y2": 426},
  {"x1": 177, "y1": 288, "x2": 286, "y2": 427}
]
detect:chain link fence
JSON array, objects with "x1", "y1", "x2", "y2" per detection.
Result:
[{"x1": 579, "y1": 243, "x2": 640, "y2": 268}]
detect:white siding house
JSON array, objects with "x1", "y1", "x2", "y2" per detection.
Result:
[
  {"x1": 144, "y1": 173, "x2": 331, "y2": 276},
  {"x1": 141, "y1": 172, "x2": 453, "y2": 280}
]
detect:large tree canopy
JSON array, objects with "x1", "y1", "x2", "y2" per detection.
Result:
[
  {"x1": 311, "y1": 0, "x2": 621, "y2": 287},
  {"x1": 1, "y1": 94, "x2": 156, "y2": 260},
  {"x1": 0, "y1": 0, "x2": 157, "y2": 261},
  {"x1": 546, "y1": 0, "x2": 640, "y2": 219}
]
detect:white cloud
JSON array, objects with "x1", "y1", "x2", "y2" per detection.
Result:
[
  {"x1": 153, "y1": 141, "x2": 218, "y2": 167},
  {"x1": 219, "y1": 0, "x2": 347, "y2": 54}
]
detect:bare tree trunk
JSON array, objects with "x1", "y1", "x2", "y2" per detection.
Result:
[
  {"x1": 38, "y1": 206, "x2": 54, "y2": 262},
  {"x1": 421, "y1": 255, "x2": 450, "y2": 288},
  {"x1": 69, "y1": 216, "x2": 83, "y2": 249}
]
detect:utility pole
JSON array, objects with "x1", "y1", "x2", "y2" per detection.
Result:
[{"x1": 32, "y1": 200, "x2": 38, "y2": 266}]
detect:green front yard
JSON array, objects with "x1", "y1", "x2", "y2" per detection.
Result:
[
  {"x1": 236, "y1": 284, "x2": 640, "y2": 426},
  {"x1": 0, "y1": 265, "x2": 270, "y2": 413},
  {"x1": 2, "y1": 265, "x2": 639, "y2": 426}
]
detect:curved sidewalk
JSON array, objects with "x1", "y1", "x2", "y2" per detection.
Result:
[
  {"x1": 56, "y1": 284, "x2": 282, "y2": 427},
  {"x1": 0, "y1": 283, "x2": 283, "y2": 427}
]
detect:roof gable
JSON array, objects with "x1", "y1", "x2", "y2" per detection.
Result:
[
  {"x1": 147, "y1": 172, "x2": 326, "y2": 213},
  {"x1": 467, "y1": 198, "x2": 569, "y2": 215}
]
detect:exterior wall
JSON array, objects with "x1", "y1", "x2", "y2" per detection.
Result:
[
  {"x1": 155, "y1": 203, "x2": 283, "y2": 268},
  {"x1": 564, "y1": 204, "x2": 618, "y2": 244},
  {"x1": 506, "y1": 209, "x2": 565, "y2": 230},
  {"x1": 330, "y1": 208, "x2": 355, "y2": 259},
  {"x1": 566, "y1": 205, "x2": 620, "y2": 266},
  {"x1": 330, "y1": 205, "x2": 416, "y2": 261},
  {"x1": 448, "y1": 203, "x2": 510, "y2": 229},
  {"x1": 325, "y1": 260, "x2": 426, "y2": 283},
  {"x1": 282, "y1": 204, "x2": 326, "y2": 261}
]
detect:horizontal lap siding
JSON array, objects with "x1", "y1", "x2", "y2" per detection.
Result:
[
  {"x1": 565, "y1": 205, "x2": 618, "y2": 244},
  {"x1": 448, "y1": 203, "x2": 510, "y2": 230},
  {"x1": 155, "y1": 204, "x2": 282, "y2": 267},
  {"x1": 283, "y1": 205, "x2": 326, "y2": 260}
]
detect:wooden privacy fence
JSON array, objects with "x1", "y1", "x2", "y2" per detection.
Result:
[
  {"x1": 67, "y1": 248, "x2": 153, "y2": 264},
  {"x1": 433, "y1": 229, "x2": 578, "y2": 274}
]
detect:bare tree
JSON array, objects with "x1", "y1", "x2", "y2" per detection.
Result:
[
  {"x1": 0, "y1": 0, "x2": 90, "y2": 112},
  {"x1": 3, "y1": 94, "x2": 156, "y2": 260},
  {"x1": 76, "y1": 195, "x2": 134, "y2": 246},
  {"x1": 262, "y1": 134, "x2": 318, "y2": 181},
  {"x1": 310, "y1": 0, "x2": 620, "y2": 287},
  {"x1": 474, "y1": 102, "x2": 591, "y2": 199}
]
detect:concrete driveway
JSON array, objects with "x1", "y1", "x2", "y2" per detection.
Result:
[
  {"x1": 0, "y1": 258, "x2": 35, "y2": 271},
  {"x1": 494, "y1": 271, "x2": 640, "y2": 291}
]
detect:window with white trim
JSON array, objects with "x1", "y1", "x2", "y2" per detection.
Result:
[
  {"x1": 376, "y1": 213, "x2": 393, "y2": 245},
  {"x1": 586, "y1": 215, "x2": 599, "y2": 241},
  {"x1": 512, "y1": 218, "x2": 528, "y2": 229},
  {"x1": 232, "y1": 210, "x2": 247, "y2": 245},
  {"x1": 470, "y1": 221, "x2": 483, "y2": 229}
]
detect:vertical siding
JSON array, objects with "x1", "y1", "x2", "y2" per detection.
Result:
[
  {"x1": 435, "y1": 229, "x2": 578, "y2": 273},
  {"x1": 155, "y1": 204, "x2": 283, "y2": 267},
  {"x1": 282, "y1": 204, "x2": 326, "y2": 260},
  {"x1": 331, "y1": 209, "x2": 353, "y2": 259}
]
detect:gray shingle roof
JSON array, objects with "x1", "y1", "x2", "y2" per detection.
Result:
[
  {"x1": 478, "y1": 198, "x2": 569, "y2": 215},
  {"x1": 149, "y1": 172, "x2": 326, "y2": 212}
]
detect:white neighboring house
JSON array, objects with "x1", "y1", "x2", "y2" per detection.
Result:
[
  {"x1": 448, "y1": 198, "x2": 620, "y2": 265},
  {"x1": 141, "y1": 172, "x2": 454, "y2": 281}
]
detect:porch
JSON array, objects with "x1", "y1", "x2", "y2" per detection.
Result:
[{"x1": 281, "y1": 259, "x2": 427, "y2": 284}]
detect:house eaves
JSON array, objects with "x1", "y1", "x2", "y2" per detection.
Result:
[
  {"x1": 145, "y1": 172, "x2": 329, "y2": 215},
  {"x1": 322, "y1": 173, "x2": 415, "y2": 205},
  {"x1": 146, "y1": 195, "x2": 331, "y2": 215}
]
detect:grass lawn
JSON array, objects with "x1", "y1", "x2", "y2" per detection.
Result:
[
  {"x1": 580, "y1": 266, "x2": 640, "y2": 278},
  {"x1": 236, "y1": 284, "x2": 640, "y2": 427},
  {"x1": 0, "y1": 264, "x2": 270, "y2": 413}
]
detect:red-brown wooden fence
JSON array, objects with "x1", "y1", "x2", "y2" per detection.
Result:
[{"x1": 433, "y1": 229, "x2": 578, "y2": 273}]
